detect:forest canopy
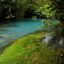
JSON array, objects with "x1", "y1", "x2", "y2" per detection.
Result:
[{"x1": 0, "y1": 0, "x2": 64, "y2": 22}]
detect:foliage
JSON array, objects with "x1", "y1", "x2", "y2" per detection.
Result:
[
  {"x1": 0, "y1": 0, "x2": 57, "y2": 21},
  {"x1": 0, "y1": 0, "x2": 36, "y2": 20},
  {"x1": 34, "y1": 0, "x2": 55, "y2": 18},
  {"x1": 0, "y1": 0, "x2": 64, "y2": 21},
  {"x1": 34, "y1": 0, "x2": 64, "y2": 20},
  {"x1": 41, "y1": 19, "x2": 60, "y2": 32},
  {"x1": 49, "y1": 0, "x2": 64, "y2": 20},
  {"x1": 0, "y1": 0, "x2": 17, "y2": 22}
]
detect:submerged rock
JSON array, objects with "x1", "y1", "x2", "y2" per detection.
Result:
[
  {"x1": 0, "y1": 36, "x2": 4, "y2": 39},
  {"x1": 43, "y1": 33, "x2": 52, "y2": 43}
]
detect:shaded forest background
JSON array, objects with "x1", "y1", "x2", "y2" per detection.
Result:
[
  {"x1": 0, "y1": 0, "x2": 56, "y2": 23},
  {"x1": 0, "y1": 0, "x2": 64, "y2": 25}
]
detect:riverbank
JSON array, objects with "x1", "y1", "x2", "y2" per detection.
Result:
[
  {"x1": 0, "y1": 19, "x2": 42, "y2": 52},
  {"x1": 0, "y1": 31, "x2": 58, "y2": 64}
]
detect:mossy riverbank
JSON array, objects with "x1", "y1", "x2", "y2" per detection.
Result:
[{"x1": 0, "y1": 32, "x2": 59, "y2": 64}]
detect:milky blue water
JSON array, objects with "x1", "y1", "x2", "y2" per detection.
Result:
[{"x1": 0, "y1": 19, "x2": 43, "y2": 47}]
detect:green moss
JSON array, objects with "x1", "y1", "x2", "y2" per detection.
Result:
[{"x1": 0, "y1": 32, "x2": 58, "y2": 64}]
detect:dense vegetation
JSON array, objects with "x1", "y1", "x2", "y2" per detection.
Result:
[
  {"x1": 48, "y1": 0, "x2": 64, "y2": 47},
  {"x1": 0, "y1": 0, "x2": 58, "y2": 22},
  {"x1": 0, "y1": 0, "x2": 63, "y2": 22}
]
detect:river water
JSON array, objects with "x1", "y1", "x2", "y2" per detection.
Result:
[{"x1": 0, "y1": 19, "x2": 43, "y2": 48}]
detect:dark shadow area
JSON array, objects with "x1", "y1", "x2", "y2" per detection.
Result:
[
  {"x1": 0, "y1": 6, "x2": 16, "y2": 24},
  {"x1": 24, "y1": 8, "x2": 35, "y2": 18}
]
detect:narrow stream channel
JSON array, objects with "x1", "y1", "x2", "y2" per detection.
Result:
[{"x1": 0, "y1": 19, "x2": 43, "y2": 48}]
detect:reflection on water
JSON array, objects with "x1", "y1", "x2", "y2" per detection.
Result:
[{"x1": 0, "y1": 19, "x2": 43, "y2": 47}]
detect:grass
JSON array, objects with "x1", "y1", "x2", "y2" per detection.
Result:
[{"x1": 0, "y1": 32, "x2": 58, "y2": 64}]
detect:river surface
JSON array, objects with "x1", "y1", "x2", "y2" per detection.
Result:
[{"x1": 0, "y1": 19, "x2": 43, "y2": 47}]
